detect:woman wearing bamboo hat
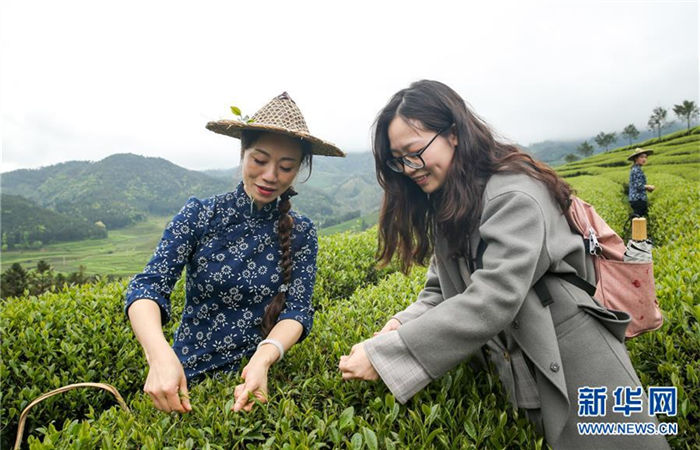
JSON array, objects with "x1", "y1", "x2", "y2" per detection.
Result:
[
  {"x1": 125, "y1": 92, "x2": 344, "y2": 413},
  {"x1": 628, "y1": 148, "x2": 655, "y2": 217}
]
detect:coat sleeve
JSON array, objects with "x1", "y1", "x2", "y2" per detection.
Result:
[
  {"x1": 365, "y1": 190, "x2": 552, "y2": 402},
  {"x1": 392, "y1": 255, "x2": 444, "y2": 324}
]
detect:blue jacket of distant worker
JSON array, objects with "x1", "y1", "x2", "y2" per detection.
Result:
[{"x1": 628, "y1": 164, "x2": 647, "y2": 202}]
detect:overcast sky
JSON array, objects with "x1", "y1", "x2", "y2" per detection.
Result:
[{"x1": 1, "y1": 0, "x2": 697, "y2": 173}]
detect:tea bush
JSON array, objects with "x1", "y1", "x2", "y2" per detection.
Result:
[
  {"x1": 563, "y1": 129, "x2": 700, "y2": 449},
  {"x1": 1, "y1": 229, "x2": 397, "y2": 448},
  {"x1": 0, "y1": 280, "x2": 144, "y2": 448},
  {"x1": 645, "y1": 173, "x2": 699, "y2": 246},
  {"x1": 26, "y1": 271, "x2": 544, "y2": 449},
  {"x1": 0, "y1": 277, "x2": 192, "y2": 449},
  {"x1": 315, "y1": 228, "x2": 398, "y2": 306},
  {"x1": 624, "y1": 170, "x2": 700, "y2": 448},
  {"x1": 25, "y1": 215, "x2": 699, "y2": 448},
  {"x1": 566, "y1": 175, "x2": 629, "y2": 234}
]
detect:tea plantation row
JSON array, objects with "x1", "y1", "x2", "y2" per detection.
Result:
[{"x1": 1, "y1": 230, "x2": 395, "y2": 449}]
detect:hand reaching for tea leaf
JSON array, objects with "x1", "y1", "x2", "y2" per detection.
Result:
[
  {"x1": 339, "y1": 343, "x2": 379, "y2": 381},
  {"x1": 232, "y1": 362, "x2": 269, "y2": 412},
  {"x1": 143, "y1": 347, "x2": 192, "y2": 414}
]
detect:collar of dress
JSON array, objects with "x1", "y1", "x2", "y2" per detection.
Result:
[{"x1": 234, "y1": 181, "x2": 280, "y2": 220}]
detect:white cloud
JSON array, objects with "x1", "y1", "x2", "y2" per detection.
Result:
[{"x1": 1, "y1": 0, "x2": 697, "y2": 172}]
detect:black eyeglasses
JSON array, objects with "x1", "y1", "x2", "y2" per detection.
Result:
[{"x1": 386, "y1": 127, "x2": 448, "y2": 173}]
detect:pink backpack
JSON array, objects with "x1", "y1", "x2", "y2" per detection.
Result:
[{"x1": 566, "y1": 196, "x2": 663, "y2": 338}]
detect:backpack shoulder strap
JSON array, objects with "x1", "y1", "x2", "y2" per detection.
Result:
[
  {"x1": 550, "y1": 272, "x2": 596, "y2": 297},
  {"x1": 474, "y1": 238, "x2": 486, "y2": 272},
  {"x1": 474, "y1": 238, "x2": 596, "y2": 307}
]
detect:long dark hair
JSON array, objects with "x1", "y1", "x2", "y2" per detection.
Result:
[
  {"x1": 372, "y1": 80, "x2": 572, "y2": 273},
  {"x1": 240, "y1": 130, "x2": 312, "y2": 336}
]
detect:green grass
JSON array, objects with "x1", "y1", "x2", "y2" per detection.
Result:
[{"x1": 0, "y1": 216, "x2": 170, "y2": 277}]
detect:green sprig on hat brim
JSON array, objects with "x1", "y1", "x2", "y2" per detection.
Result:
[{"x1": 230, "y1": 105, "x2": 255, "y2": 124}]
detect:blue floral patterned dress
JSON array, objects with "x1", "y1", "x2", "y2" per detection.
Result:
[
  {"x1": 125, "y1": 181, "x2": 317, "y2": 380},
  {"x1": 628, "y1": 164, "x2": 647, "y2": 202}
]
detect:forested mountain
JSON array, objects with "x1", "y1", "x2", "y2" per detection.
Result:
[
  {"x1": 1, "y1": 194, "x2": 107, "y2": 249},
  {"x1": 2, "y1": 154, "x2": 232, "y2": 228}
]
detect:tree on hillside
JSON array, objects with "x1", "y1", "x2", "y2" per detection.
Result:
[
  {"x1": 37, "y1": 259, "x2": 51, "y2": 274},
  {"x1": 594, "y1": 132, "x2": 617, "y2": 151},
  {"x1": 648, "y1": 107, "x2": 668, "y2": 138},
  {"x1": 67, "y1": 265, "x2": 89, "y2": 285},
  {"x1": 31, "y1": 260, "x2": 55, "y2": 295},
  {"x1": 577, "y1": 141, "x2": 594, "y2": 157},
  {"x1": 672, "y1": 100, "x2": 700, "y2": 131},
  {"x1": 622, "y1": 124, "x2": 640, "y2": 145},
  {"x1": 1, "y1": 263, "x2": 29, "y2": 298},
  {"x1": 564, "y1": 153, "x2": 580, "y2": 163}
]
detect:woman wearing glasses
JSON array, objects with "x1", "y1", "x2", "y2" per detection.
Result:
[{"x1": 339, "y1": 80, "x2": 668, "y2": 449}]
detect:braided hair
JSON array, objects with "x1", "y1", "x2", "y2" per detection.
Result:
[
  {"x1": 239, "y1": 130, "x2": 312, "y2": 337},
  {"x1": 261, "y1": 187, "x2": 298, "y2": 336}
]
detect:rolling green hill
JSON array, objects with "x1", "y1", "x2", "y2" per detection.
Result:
[
  {"x1": 0, "y1": 152, "x2": 380, "y2": 274},
  {"x1": 320, "y1": 210, "x2": 380, "y2": 236},
  {"x1": 557, "y1": 127, "x2": 699, "y2": 242},
  {"x1": 1, "y1": 154, "x2": 232, "y2": 229},
  {"x1": 527, "y1": 122, "x2": 688, "y2": 166},
  {"x1": 3, "y1": 128, "x2": 697, "y2": 276},
  {"x1": 1, "y1": 194, "x2": 107, "y2": 249},
  {"x1": 0, "y1": 215, "x2": 171, "y2": 276}
]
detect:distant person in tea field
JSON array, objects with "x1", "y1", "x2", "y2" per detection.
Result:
[
  {"x1": 628, "y1": 148, "x2": 656, "y2": 217},
  {"x1": 125, "y1": 93, "x2": 343, "y2": 413},
  {"x1": 339, "y1": 80, "x2": 669, "y2": 449}
]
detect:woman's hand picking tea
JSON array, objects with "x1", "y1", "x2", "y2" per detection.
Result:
[
  {"x1": 339, "y1": 343, "x2": 379, "y2": 381},
  {"x1": 232, "y1": 362, "x2": 269, "y2": 412}
]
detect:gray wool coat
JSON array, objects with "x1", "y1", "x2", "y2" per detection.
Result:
[{"x1": 364, "y1": 172, "x2": 669, "y2": 449}]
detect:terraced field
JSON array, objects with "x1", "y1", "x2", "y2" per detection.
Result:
[{"x1": 0, "y1": 216, "x2": 171, "y2": 276}]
